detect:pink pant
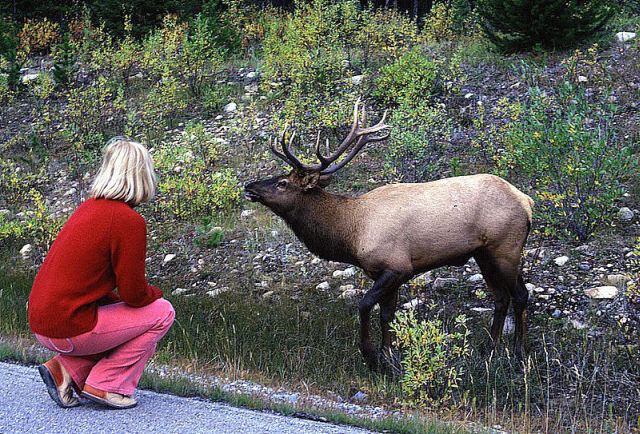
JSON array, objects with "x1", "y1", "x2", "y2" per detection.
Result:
[{"x1": 35, "y1": 298, "x2": 175, "y2": 396}]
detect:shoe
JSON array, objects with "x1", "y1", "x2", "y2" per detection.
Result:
[
  {"x1": 38, "y1": 358, "x2": 80, "y2": 408},
  {"x1": 81, "y1": 384, "x2": 137, "y2": 409}
]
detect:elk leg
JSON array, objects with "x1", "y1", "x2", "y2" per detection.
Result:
[
  {"x1": 379, "y1": 290, "x2": 399, "y2": 368},
  {"x1": 359, "y1": 270, "x2": 403, "y2": 370},
  {"x1": 512, "y1": 274, "x2": 529, "y2": 360}
]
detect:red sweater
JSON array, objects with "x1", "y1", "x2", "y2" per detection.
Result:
[{"x1": 28, "y1": 198, "x2": 163, "y2": 338}]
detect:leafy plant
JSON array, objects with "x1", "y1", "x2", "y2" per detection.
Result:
[
  {"x1": 495, "y1": 82, "x2": 639, "y2": 241},
  {"x1": 374, "y1": 47, "x2": 440, "y2": 107},
  {"x1": 391, "y1": 310, "x2": 471, "y2": 408},
  {"x1": 383, "y1": 101, "x2": 451, "y2": 182},
  {"x1": 478, "y1": 0, "x2": 614, "y2": 52},
  {"x1": 194, "y1": 216, "x2": 225, "y2": 248},
  {"x1": 52, "y1": 32, "x2": 77, "y2": 88}
]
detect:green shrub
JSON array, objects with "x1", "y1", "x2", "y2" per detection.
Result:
[
  {"x1": 65, "y1": 75, "x2": 127, "y2": 150},
  {"x1": 390, "y1": 310, "x2": 471, "y2": 408},
  {"x1": 495, "y1": 82, "x2": 639, "y2": 241},
  {"x1": 154, "y1": 132, "x2": 240, "y2": 220},
  {"x1": 383, "y1": 101, "x2": 451, "y2": 182},
  {"x1": 194, "y1": 216, "x2": 225, "y2": 248},
  {"x1": 202, "y1": 82, "x2": 241, "y2": 116},
  {"x1": 52, "y1": 33, "x2": 76, "y2": 88},
  {"x1": 374, "y1": 48, "x2": 440, "y2": 107},
  {"x1": 478, "y1": 0, "x2": 614, "y2": 52}
]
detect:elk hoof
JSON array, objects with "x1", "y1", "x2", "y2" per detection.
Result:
[{"x1": 360, "y1": 344, "x2": 378, "y2": 371}]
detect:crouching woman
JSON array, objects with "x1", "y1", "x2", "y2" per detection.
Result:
[{"x1": 28, "y1": 137, "x2": 175, "y2": 410}]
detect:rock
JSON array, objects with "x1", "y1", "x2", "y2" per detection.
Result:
[
  {"x1": 311, "y1": 257, "x2": 321, "y2": 265},
  {"x1": 552, "y1": 309, "x2": 562, "y2": 318},
  {"x1": 0, "y1": 209, "x2": 9, "y2": 216},
  {"x1": 215, "y1": 115, "x2": 223, "y2": 120},
  {"x1": 402, "y1": 299, "x2": 422, "y2": 309},
  {"x1": 316, "y1": 281, "x2": 330, "y2": 291},
  {"x1": 172, "y1": 288, "x2": 190, "y2": 296},
  {"x1": 163, "y1": 253, "x2": 176, "y2": 264},
  {"x1": 606, "y1": 274, "x2": 627, "y2": 290},
  {"x1": 63, "y1": 188, "x2": 76, "y2": 196},
  {"x1": 223, "y1": 102, "x2": 237, "y2": 113},
  {"x1": 618, "y1": 207, "x2": 634, "y2": 222},
  {"x1": 584, "y1": 286, "x2": 619, "y2": 299},
  {"x1": 262, "y1": 290, "x2": 275, "y2": 299},
  {"x1": 271, "y1": 230, "x2": 279, "y2": 238},
  {"x1": 571, "y1": 318, "x2": 587, "y2": 330},
  {"x1": 578, "y1": 262, "x2": 591, "y2": 271},
  {"x1": 21, "y1": 73, "x2": 39, "y2": 84},
  {"x1": 470, "y1": 307, "x2": 492, "y2": 313},
  {"x1": 433, "y1": 277, "x2": 458, "y2": 289},
  {"x1": 616, "y1": 32, "x2": 636, "y2": 42},
  {"x1": 464, "y1": 92, "x2": 474, "y2": 99},
  {"x1": 342, "y1": 267, "x2": 357, "y2": 278},
  {"x1": 240, "y1": 209, "x2": 255, "y2": 219},
  {"x1": 332, "y1": 270, "x2": 344, "y2": 279},
  {"x1": 525, "y1": 283, "x2": 536, "y2": 293},
  {"x1": 351, "y1": 75, "x2": 364, "y2": 86},
  {"x1": 468, "y1": 273, "x2": 484, "y2": 283},
  {"x1": 554, "y1": 256, "x2": 569, "y2": 266},
  {"x1": 338, "y1": 285, "x2": 358, "y2": 299},
  {"x1": 502, "y1": 316, "x2": 515, "y2": 335},
  {"x1": 207, "y1": 287, "x2": 229, "y2": 298},
  {"x1": 351, "y1": 391, "x2": 367, "y2": 402},
  {"x1": 577, "y1": 75, "x2": 588, "y2": 83},
  {"x1": 19, "y1": 244, "x2": 32, "y2": 259},
  {"x1": 246, "y1": 71, "x2": 258, "y2": 79}
]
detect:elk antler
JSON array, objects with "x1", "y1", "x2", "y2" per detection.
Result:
[{"x1": 270, "y1": 100, "x2": 390, "y2": 175}]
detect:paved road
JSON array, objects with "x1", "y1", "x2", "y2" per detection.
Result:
[{"x1": 0, "y1": 362, "x2": 372, "y2": 434}]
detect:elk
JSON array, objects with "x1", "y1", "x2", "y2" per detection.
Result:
[{"x1": 244, "y1": 101, "x2": 534, "y2": 369}]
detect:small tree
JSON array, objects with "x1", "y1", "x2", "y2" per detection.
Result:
[{"x1": 478, "y1": 0, "x2": 614, "y2": 52}]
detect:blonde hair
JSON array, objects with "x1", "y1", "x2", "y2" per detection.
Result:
[{"x1": 90, "y1": 137, "x2": 156, "y2": 206}]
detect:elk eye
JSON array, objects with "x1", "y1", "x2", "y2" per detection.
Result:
[{"x1": 277, "y1": 179, "x2": 288, "y2": 188}]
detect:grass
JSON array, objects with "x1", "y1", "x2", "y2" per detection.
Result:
[{"x1": 2, "y1": 244, "x2": 639, "y2": 433}]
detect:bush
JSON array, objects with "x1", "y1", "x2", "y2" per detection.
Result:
[
  {"x1": 383, "y1": 101, "x2": 451, "y2": 182},
  {"x1": 495, "y1": 83, "x2": 639, "y2": 241},
  {"x1": 52, "y1": 33, "x2": 76, "y2": 88},
  {"x1": 390, "y1": 310, "x2": 471, "y2": 408},
  {"x1": 17, "y1": 18, "x2": 60, "y2": 55},
  {"x1": 194, "y1": 217, "x2": 225, "y2": 248},
  {"x1": 478, "y1": 0, "x2": 614, "y2": 52},
  {"x1": 154, "y1": 130, "x2": 240, "y2": 220},
  {"x1": 374, "y1": 47, "x2": 440, "y2": 107}
]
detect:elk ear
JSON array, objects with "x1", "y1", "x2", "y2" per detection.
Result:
[
  {"x1": 318, "y1": 174, "x2": 332, "y2": 188},
  {"x1": 300, "y1": 171, "x2": 320, "y2": 190}
]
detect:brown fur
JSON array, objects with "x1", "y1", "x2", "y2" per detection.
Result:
[{"x1": 246, "y1": 171, "x2": 533, "y2": 369}]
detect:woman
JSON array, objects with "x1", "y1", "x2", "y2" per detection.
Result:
[{"x1": 28, "y1": 137, "x2": 175, "y2": 409}]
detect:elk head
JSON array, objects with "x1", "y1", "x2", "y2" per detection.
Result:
[{"x1": 244, "y1": 100, "x2": 390, "y2": 215}]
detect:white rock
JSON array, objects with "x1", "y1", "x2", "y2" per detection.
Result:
[
  {"x1": 19, "y1": 244, "x2": 32, "y2": 259},
  {"x1": 311, "y1": 257, "x2": 321, "y2": 265},
  {"x1": 172, "y1": 288, "x2": 190, "y2": 296},
  {"x1": 402, "y1": 299, "x2": 422, "y2": 309},
  {"x1": 616, "y1": 32, "x2": 636, "y2": 42},
  {"x1": 207, "y1": 287, "x2": 229, "y2": 298},
  {"x1": 468, "y1": 273, "x2": 484, "y2": 283},
  {"x1": 316, "y1": 281, "x2": 330, "y2": 291},
  {"x1": 577, "y1": 75, "x2": 588, "y2": 83},
  {"x1": 464, "y1": 92, "x2": 474, "y2": 99},
  {"x1": 246, "y1": 71, "x2": 258, "y2": 79},
  {"x1": 21, "y1": 73, "x2": 39, "y2": 84},
  {"x1": 342, "y1": 267, "x2": 357, "y2": 278},
  {"x1": 584, "y1": 285, "x2": 619, "y2": 299},
  {"x1": 262, "y1": 290, "x2": 275, "y2": 299},
  {"x1": 63, "y1": 188, "x2": 76, "y2": 196},
  {"x1": 215, "y1": 115, "x2": 223, "y2": 120},
  {"x1": 618, "y1": 207, "x2": 634, "y2": 222},
  {"x1": 351, "y1": 75, "x2": 364, "y2": 86},
  {"x1": 470, "y1": 307, "x2": 493, "y2": 313},
  {"x1": 240, "y1": 209, "x2": 255, "y2": 219},
  {"x1": 554, "y1": 256, "x2": 569, "y2": 266},
  {"x1": 332, "y1": 270, "x2": 344, "y2": 279},
  {"x1": 525, "y1": 283, "x2": 536, "y2": 293},
  {"x1": 433, "y1": 277, "x2": 458, "y2": 289},
  {"x1": 223, "y1": 102, "x2": 237, "y2": 113},
  {"x1": 570, "y1": 318, "x2": 587, "y2": 330},
  {"x1": 163, "y1": 253, "x2": 176, "y2": 264},
  {"x1": 338, "y1": 286, "x2": 358, "y2": 299}
]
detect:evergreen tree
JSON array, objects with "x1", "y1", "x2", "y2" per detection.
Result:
[
  {"x1": 478, "y1": 0, "x2": 614, "y2": 52},
  {"x1": 52, "y1": 32, "x2": 76, "y2": 88}
]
